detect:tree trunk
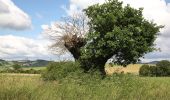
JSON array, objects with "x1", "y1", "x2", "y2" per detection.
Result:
[
  {"x1": 64, "y1": 35, "x2": 86, "y2": 60},
  {"x1": 92, "y1": 58, "x2": 107, "y2": 77},
  {"x1": 98, "y1": 61, "x2": 107, "y2": 77},
  {"x1": 67, "y1": 47, "x2": 81, "y2": 60}
]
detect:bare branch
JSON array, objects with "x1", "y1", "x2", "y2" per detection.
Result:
[{"x1": 42, "y1": 12, "x2": 89, "y2": 58}]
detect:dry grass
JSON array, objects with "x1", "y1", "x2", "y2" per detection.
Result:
[{"x1": 105, "y1": 64, "x2": 143, "y2": 75}]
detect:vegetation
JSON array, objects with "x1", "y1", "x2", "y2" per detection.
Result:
[
  {"x1": 79, "y1": 0, "x2": 162, "y2": 75},
  {"x1": 12, "y1": 63, "x2": 22, "y2": 70},
  {"x1": 0, "y1": 68, "x2": 43, "y2": 74},
  {"x1": 0, "y1": 0, "x2": 169, "y2": 100},
  {"x1": 0, "y1": 63, "x2": 44, "y2": 74},
  {"x1": 139, "y1": 64, "x2": 151, "y2": 76},
  {"x1": 139, "y1": 60, "x2": 170, "y2": 76},
  {"x1": 42, "y1": 0, "x2": 162, "y2": 76},
  {"x1": 0, "y1": 73, "x2": 170, "y2": 100},
  {"x1": 0, "y1": 61, "x2": 169, "y2": 100},
  {"x1": 42, "y1": 13, "x2": 88, "y2": 60},
  {"x1": 42, "y1": 61, "x2": 82, "y2": 80}
]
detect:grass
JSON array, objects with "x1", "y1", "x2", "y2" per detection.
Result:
[
  {"x1": 0, "y1": 73, "x2": 170, "y2": 100},
  {"x1": 105, "y1": 64, "x2": 143, "y2": 75},
  {"x1": 0, "y1": 64, "x2": 145, "y2": 75},
  {"x1": 22, "y1": 66, "x2": 46, "y2": 70}
]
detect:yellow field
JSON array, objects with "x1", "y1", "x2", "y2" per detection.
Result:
[{"x1": 105, "y1": 64, "x2": 143, "y2": 75}]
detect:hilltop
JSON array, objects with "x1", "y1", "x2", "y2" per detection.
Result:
[{"x1": 0, "y1": 59, "x2": 51, "y2": 67}]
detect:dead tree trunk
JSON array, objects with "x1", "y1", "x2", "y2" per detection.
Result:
[{"x1": 64, "y1": 35, "x2": 86, "y2": 60}]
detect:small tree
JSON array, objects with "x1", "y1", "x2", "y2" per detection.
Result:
[
  {"x1": 156, "y1": 60, "x2": 170, "y2": 76},
  {"x1": 139, "y1": 65, "x2": 151, "y2": 76},
  {"x1": 13, "y1": 63, "x2": 22, "y2": 70},
  {"x1": 80, "y1": 0, "x2": 162, "y2": 75},
  {"x1": 139, "y1": 61, "x2": 170, "y2": 77},
  {"x1": 42, "y1": 13, "x2": 88, "y2": 60}
]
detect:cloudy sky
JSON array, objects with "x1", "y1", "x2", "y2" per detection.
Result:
[{"x1": 0, "y1": 0, "x2": 170, "y2": 62}]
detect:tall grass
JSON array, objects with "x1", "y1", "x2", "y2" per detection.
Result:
[{"x1": 0, "y1": 74, "x2": 170, "y2": 100}]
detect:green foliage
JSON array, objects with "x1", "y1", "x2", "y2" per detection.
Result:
[
  {"x1": 80, "y1": 0, "x2": 162, "y2": 75},
  {"x1": 21, "y1": 69, "x2": 42, "y2": 74},
  {"x1": 42, "y1": 61, "x2": 82, "y2": 81},
  {"x1": 156, "y1": 60, "x2": 170, "y2": 76},
  {"x1": 0, "y1": 68, "x2": 42, "y2": 74},
  {"x1": 139, "y1": 61, "x2": 170, "y2": 76},
  {"x1": 139, "y1": 65, "x2": 151, "y2": 76},
  {"x1": 12, "y1": 63, "x2": 22, "y2": 70}
]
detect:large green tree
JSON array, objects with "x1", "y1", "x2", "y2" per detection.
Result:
[{"x1": 80, "y1": 0, "x2": 162, "y2": 75}]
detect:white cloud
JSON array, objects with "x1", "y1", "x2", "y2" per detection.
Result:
[
  {"x1": 65, "y1": 0, "x2": 105, "y2": 15},
  {"x1": 65, "y1": 0, "x2": 170, "y2": 62},
  {"x1": 0, "y1": 35, "x2": 73, "y2": 61},
  {"x1": 0, "y1": 35, "x2": 50, "y2": 60},
  {"x1": 120, "y1": 0, "x2": 170, "y2": 62},
  {"x1": 0, "y1": 0, "x2": 31, "y2": 30}
]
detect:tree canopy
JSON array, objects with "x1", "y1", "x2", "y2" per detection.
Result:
[{"x1": 80, "y1": 0, "x2": 162, "y2": 75}]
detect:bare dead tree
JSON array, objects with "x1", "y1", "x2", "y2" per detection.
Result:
[{"x1": 42, "y1": 13, "x2": 88, "y2": 60}]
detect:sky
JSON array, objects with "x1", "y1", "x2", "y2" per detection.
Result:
[{"x1": 0, "y1": 0, "x2": 170, "y2": 62}]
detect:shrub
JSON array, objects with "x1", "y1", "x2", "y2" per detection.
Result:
[
  {"x1": 12, "y1": 63, "x2": 22, "y2": 70},
  {"x1": 139, "y1": 60, "x2": 170, "y2": 77},
  {"x1": 42, "y1": 61, "x2": 82, "y2": 81},
  {"x1": 156, "y1": 60, "x2": 170, "y2": 76},
  {"x1": 139, "y1": 65, "x2": 151, "y2": 76}
]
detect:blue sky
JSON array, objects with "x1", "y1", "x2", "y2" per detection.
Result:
[
  {"x1": 1, "y1": 0, "x2": 170, "y2": 62},
  {"x1": 0, "y1": 0, "x2": 69, "y2": 38},
  {"x1": 1, "y1": 0, "x2": 170, "y2": 38}
]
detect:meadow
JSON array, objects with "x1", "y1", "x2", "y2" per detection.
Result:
[
  {"x1": 0, "y1": 72, "x2": 170, "y2": 100},
  {"x1": 0, "y1": 64, "x2": 170, "y2": 100}
]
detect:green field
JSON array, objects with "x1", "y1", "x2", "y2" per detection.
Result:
[
  {"x1": 0, "y1": 73, "x2": 170, "y2": 100},
  {"x1": 22, "y1": 66, "x2": 46, "y2": 70}
]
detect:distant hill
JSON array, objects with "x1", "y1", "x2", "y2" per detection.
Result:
[
  {"x1": 145, "y1": 61, "x2": 159, "y2": 64},
  {"x1": 30, "y1": 59, "x2": 50, "y2": 67},
  {"x1": 0, "y1": 59, "x2": 51, "y2": 67},
  {"x1": 0, "y1": 59, "x2": 5, "y2": 62},
  {"x1": 14, "y1": 59, "x2": 51, "y2": 67},
  {"x1": 136, "y1": 61, "x2": 159, "y2": 65},
  {"x1": 0, "y1": 59, "x2": 9, "y2": 66}
]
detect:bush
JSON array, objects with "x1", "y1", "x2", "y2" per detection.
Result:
[
  {"x1": 156, "y1": 60, "x2": 170, "y2": 76},
  {"x1": 139, "y1": 65, "x2": 151, "y2": 76},
  {"x1": 139, "y1": 60, "x2": 170, "y2": 77},
  {"x1": 42, "y1": 61, "x2": 82, "y2": 81},
  {"x1": 12, "y1": 63, "x2": 22, "y2": 70}
]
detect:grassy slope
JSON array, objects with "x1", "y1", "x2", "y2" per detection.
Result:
[{"x1": 0, "y1": 74, "x2": 170, "y2": 100}]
